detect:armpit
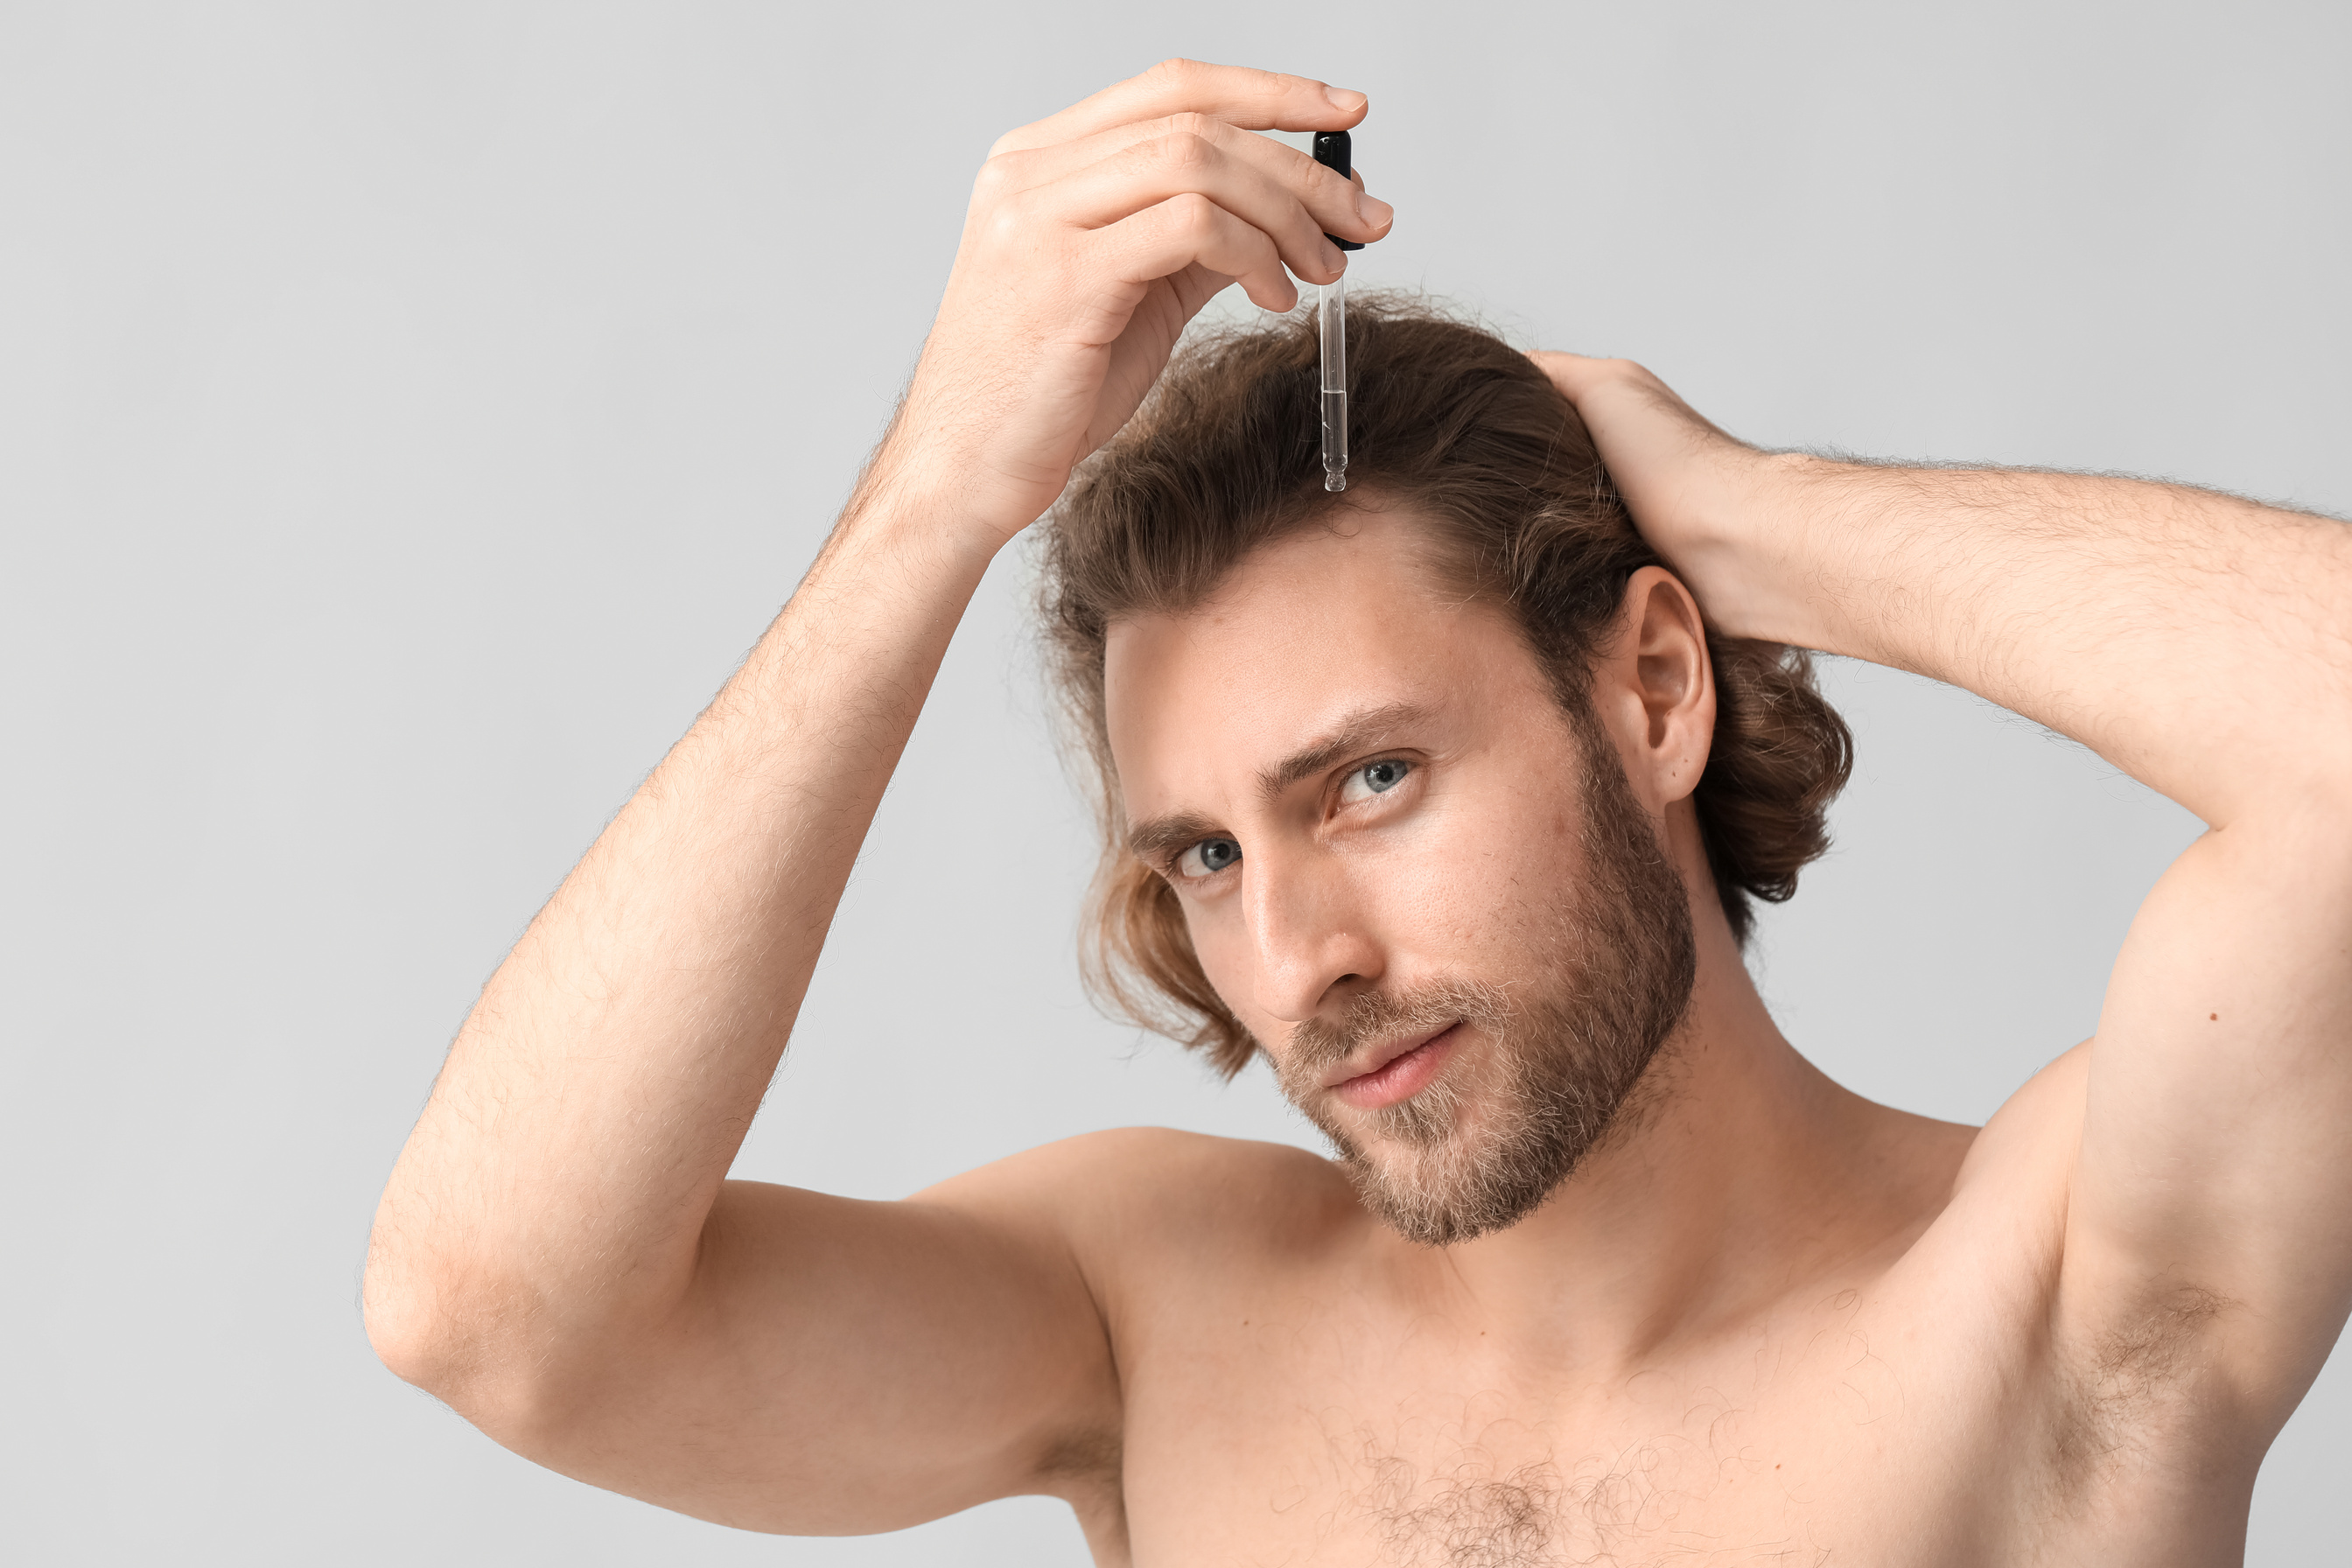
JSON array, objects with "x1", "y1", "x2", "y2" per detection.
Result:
[
  {"x1": 1034, "y1": 1424, "x2": 1129, "y2": 1564},
  {"x1": 2050, "y1": 1282, "x2": 2244, "y2": 1488}
]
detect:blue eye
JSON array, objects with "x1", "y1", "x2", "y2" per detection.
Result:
[
  {"x1": 1177, "y1": 837, "x2": 1242, "y2": 878},
  {"x1": 1340, "y1": 759, "x2": 1412, "y2": 802}
]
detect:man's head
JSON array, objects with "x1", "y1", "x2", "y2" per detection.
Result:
[{"x1": 1039, "y1": 298, "x2": 1851, "y2": 1243}]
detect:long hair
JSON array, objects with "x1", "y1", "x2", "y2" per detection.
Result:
[{"x1": 1037, "y1": 296, "x2": 1851, "y2": 1077}]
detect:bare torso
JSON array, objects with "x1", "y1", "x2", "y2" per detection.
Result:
[
  {"x1": 1053, "y1": 1049, "x2": 2251, "y2": 1566},
  {"x1": 360, "y1": 64, "x2": 2352, "y2": 1568}
]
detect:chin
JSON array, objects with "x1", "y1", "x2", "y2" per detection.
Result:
[{"x1": 1334, "y1": 1085, "x2": 1560, "y2": 1249}]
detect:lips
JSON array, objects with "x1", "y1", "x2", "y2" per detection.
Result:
[
  {"x1": 1321, "y1": 1023, "x2": 1451, "y2": 1089},
  {"x1": 1325, "y1": 1022, "x2": 1463, "y2": 1110}
]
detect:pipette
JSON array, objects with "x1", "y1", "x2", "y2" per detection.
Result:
[{"x1": 1311, "y1": 130, "x2": 1362, "y2": 494}]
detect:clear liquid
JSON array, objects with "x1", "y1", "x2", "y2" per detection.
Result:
[
  {"x1": 1320, "y1": 275, "x2": 1348, "y2": 492},
  {"x1": 1321, "y1": 390, "x2": 1348, "y2": 492}
]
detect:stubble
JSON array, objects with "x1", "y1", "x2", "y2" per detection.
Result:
[{"x1": 1274, "y1": 710, "x2": 1698, "y2": 1247}]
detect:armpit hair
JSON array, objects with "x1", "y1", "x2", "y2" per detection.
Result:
[
  {"x1": 1033, "y1": 1424, "x2": 1129, "y2": 1563},
  {"x1": 1034, "y1": 1423, "x2": 1123, "y2": 1486},
  {"x1": 2053, "y1": 1283, "x2": 2239, "y2": 1486}
]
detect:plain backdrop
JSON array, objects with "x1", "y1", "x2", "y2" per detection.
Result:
[{"x1": 5, "y1": 2, "x2": 2347, "y2": 1561}]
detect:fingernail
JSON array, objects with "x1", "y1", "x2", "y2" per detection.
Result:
[
  {"x1": 1325, "y1": 86, "x2": 1367, "y2": 111},
  {"x1": 1359, "y1": 194, "x2": 1394, "y2": 228},
  {"x1": 1321, "y1": 240, "x2": 1345, "y2": 274}
]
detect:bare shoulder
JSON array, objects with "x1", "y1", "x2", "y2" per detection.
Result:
[
  {"x1": 915, "y1": 1127, "x2": 1362, "y2": 1292},
  {"x1": 919, "y1": 1125, "x2": 1355, "y2": 1228}
]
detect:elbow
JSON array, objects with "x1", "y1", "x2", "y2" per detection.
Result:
[
  {"x1": 361, "y1": 1238, "x2": 612, "y2": 1452},
  {"x1": 361, "y1": 1242, "x2": 486, "y2": 1401},
  {"x1": 364, "y1": 1276, "x2": 560, "y2": 1445},
  {"x1": 362, "y1": 1231, "x2": 536, "y2": 1424}
]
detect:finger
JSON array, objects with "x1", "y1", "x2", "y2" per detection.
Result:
[
  {"x1": 1027, "y1": 128, "x2": 1376, "y2": 284},
  {"x1": 1528, "y1": 351, "x2": 1674, "y2": 409},
  {"x1": 1526, "y1": 350, "x2": 1621, "y2": 402},
  {"x1": 1526, "y1": 353, "x2": 1733, "y2": 440},
  {"x1": 1092, "y1": 192, "x2": 1298, "y2": 313},
  {"x1": 984, "y1": 113, "x2": 1392, "y2": 252},
  {"x1": 993, "y1": 58, "x2": 1366, "y2": 156}
]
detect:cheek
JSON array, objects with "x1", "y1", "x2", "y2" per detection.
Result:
[
  {"x1": 1375, "y1": 843, "x2": 1488, "y2": 949},
  {"x1": 1175, "y1": 782, "x2": 1592, "y2": 1017},
  {"x1": 1177, "y1": 898, "x2": 1268, "y2": 1033},
  {"x1": 1185, "y1": 906, "x2": 1247, "y2": 992},
  {"x1": 1396, "y1": 787, "x2": 1588, "y2": 954}
]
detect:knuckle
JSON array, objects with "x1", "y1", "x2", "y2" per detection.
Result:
[
  {"x1": 987, "y1": 123, "x2": 1040, "y2": 159},
  {"x1": 1160, "y1": 110, "x2": 1219, "y2": 142},
  {"x1": 1165, "y1": 191, "x2": 1219, "y2": 239},
  {"x1": 976, "y1": 186, "x2": 1046, "y2": 242},
  {"x1": 1147, "y1": 56, "x2": 1204, "y2": 85},
  {"x1": 984, "y1": 196, "x2": 1026, "y2": 235},
  {"x1": 970, "y1": 156, "x2": 1015, "y2": 199},
  {"x1": 980, "y1": 203, "x2": 1028, "y2": 253},
  {"x1": 1158, "y1": 129, "x2": 1218, "y2": 173}
]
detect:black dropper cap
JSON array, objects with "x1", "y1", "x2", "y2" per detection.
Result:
[{"x1": 1312, "y1": 130, "x2": 1363, "y2": 252}]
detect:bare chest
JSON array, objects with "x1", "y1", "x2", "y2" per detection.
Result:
[{"x1": 1107, "y1": 1293, "x2": 2049, "y2": 1568}]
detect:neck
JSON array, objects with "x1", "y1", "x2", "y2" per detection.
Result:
[{"x1": 1416, "y1": 881, "x2": 1964, "y2": 1368}]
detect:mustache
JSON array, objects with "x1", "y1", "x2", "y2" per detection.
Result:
[{"x1": 1282, "y1": 979, "x2": 1515, "y2": 1080}]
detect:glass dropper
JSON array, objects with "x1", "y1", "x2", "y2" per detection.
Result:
[
  {"x1": 1320, "y1": 270, "x2": 1348, "y2": 492},
  {"x1": 1310, "y1": 129, "x2": 1362, "y2": 495}
]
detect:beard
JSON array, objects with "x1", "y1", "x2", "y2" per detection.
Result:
[{"x1": 1272, "y1": 707, "x2": 1698, "y2": 1248}]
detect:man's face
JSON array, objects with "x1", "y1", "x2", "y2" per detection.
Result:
[{"x1": 1103, "y1": 506, "x2": 1697, "y2": 1246}]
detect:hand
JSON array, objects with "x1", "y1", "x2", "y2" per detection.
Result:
[
  {"x1": 1527, "y1": 352, "x2": 1790, "y2": 642},
  {"x1": 882, "y1": 60, "x2": 1394, "y2": 549}
]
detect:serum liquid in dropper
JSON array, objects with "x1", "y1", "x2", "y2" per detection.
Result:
[{"x1": 1311, "y1": 129, "x2": 1362, "y2": 494}]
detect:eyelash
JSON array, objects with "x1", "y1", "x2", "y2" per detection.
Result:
[
  {"x1": 1167, "y1": 758, "x2": 1419, "y2": 883},
  {"x1": 1340, "y1": 756, "x2": 1414, "y2": 802},
  {"x1": 1172, "y1": 836, "x2": 1241, "y2": 881}
]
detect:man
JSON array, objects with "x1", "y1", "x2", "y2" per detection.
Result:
[{"x1": 365, "y1": 60, "x2": 2352, "y2": 1563}]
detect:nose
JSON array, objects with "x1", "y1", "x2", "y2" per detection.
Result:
[{"x1": 1244, "y1": 844, "x2": 1383, "y2": 1025}]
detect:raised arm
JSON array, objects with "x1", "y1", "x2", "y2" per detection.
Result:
[
  {"x1": 1538, "y1": 353, "x2": 2352, "y2": 1432},
  {"x1": 362, "y1": 60, "x2": 1390, "y2": 1535}
]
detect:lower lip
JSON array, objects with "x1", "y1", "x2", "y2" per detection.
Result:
[{"x1": 1331, "y1": 1025, "x2": 1462, "y2": 1110}]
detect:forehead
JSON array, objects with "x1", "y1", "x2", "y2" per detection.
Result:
[{"x1": 1102, "y1": 506, "x2": 1547, "y2": 814}]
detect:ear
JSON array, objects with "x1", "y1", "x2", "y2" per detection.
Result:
[{"x1": 1592, "y1": 566, "x2": 1715, "y2": 808}]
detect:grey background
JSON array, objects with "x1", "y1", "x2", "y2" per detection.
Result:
[{"x1": 4, "y1": 1, "x2": 2345, "y2": 1561}]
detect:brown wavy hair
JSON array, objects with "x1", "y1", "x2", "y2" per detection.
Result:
[{"x1": 1038, "y1": 296, "x2": 1852, "y2": 1078}]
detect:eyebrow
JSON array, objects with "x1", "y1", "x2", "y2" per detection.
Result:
[
  {"x1": 1126, "y1": 809, "x2": 1223, "y2": 865},
  {"x1": 1123, "y1": 700, "x2": 1438, "y2": 865},
  {"x1": 1254, "y1": 700, "x2": 1435, "y2": 802}
]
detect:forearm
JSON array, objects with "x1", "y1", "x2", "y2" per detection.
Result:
[
  {"x1": 1708, "y1": 454, "x2": 2352, "y2": 824},
  {"x1": 366, "y1": 464, "x2": 998, "y2": 1381}
]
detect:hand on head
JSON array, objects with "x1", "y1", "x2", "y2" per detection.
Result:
[
  {"x1": 888, "y1": 60, "x2": 1394, "y2": 550},
  {"x1": 1526, "y1": 350, "x2": 1778, "y2": 640}
]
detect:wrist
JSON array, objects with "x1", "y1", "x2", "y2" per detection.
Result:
[
  {"x1": 837, "y1": 444, "x2": 1020, "y2": 580},
  {"x1": 1712, "y1": 451, "x2": 1885, "y2": 659},
  {"x1": 1656, "y1": 449, "x2": 1838, "y2": 649}
]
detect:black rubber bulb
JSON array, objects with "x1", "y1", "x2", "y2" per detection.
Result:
[{"x1": 1312, "y1": 130, "x2": 1363, "y2": 252}]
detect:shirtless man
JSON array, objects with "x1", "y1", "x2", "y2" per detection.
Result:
[{"x1": 364, "y1": 60, "x2": 2352, "y2": 1564}]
